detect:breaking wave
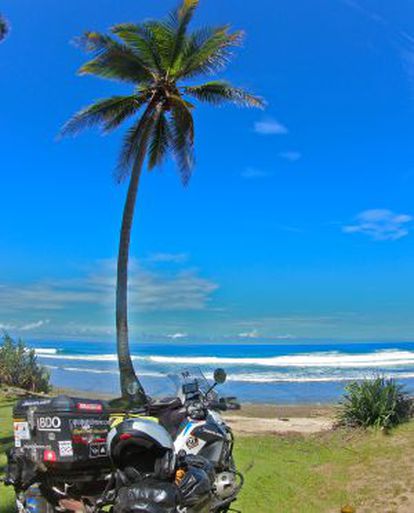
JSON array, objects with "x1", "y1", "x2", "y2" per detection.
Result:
[
  {"x1": 147, "y1": 351, "x2": 414, "y2": 368},
  {"x1": 43, "y1": 364, "x2": 414, "y2": 384},
  {"x1": 36, "y1": 349, "x2": 414, "y2": 368},
  {"x1": 34, "y1": 348, "x2": 59, "y2": 355}
]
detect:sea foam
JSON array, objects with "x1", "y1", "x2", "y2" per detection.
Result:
[{"x1": 35, "y1": 349, "x2": 414, "y2": 368}]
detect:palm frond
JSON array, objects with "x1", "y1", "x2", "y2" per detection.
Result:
[
  {"x1": 168, "y1": 95, "x2": 195, "y2": 184},
  {"x1": 65, "y1": 1, "x2": 265, "y2": 189},
  {"x1": 183, "y1": 81, "x2": 265, "y2": 108},
  {"x1": 148, "y1": 108, "x2": 171, "y2": 170},
  {"x1": 60, "y1": 95, "x2": 146, "y2": 136},
  {"x1": 177, "y1": 26, "x2": 244, "y2": 79},
  {"x1": 78, "y1": 32, "x2": 154, "y2": 84},
  {"x1": 167, "y1": 0, "x2": 199, "y2": 72},
  {"x1": 0, "y1": 14, "x2": 9, "y2": 42},
  {"x1": 116, "y1": 100, "x2": 159, "y2": 182},
  {"x1": 144, "y1": 21, "x2": 177, "y2": 71},
  {"x1": 111, "y1": 22, "x2": 170, "y2": 74}
]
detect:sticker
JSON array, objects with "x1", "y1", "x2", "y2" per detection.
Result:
[
  {"x1": 14, "y1": 422, "x2": 31, "y2": 441},
  {"x1": 37, "y1": 416, "x2": 62, "y2": 432},
  {"x1": 69, "y1": 419, "x2": 109, "y2": 438},
  {"x1": 22, "y1": 444, "x2": 50, "y2": 451},
  {"x1": 77, "y1": 402, "x2": 103, "y2": 412},
  {"x1": 58, "y1": 441, "x2": 73, "y2": 457},
  {"x1": 70, "y1": 418, "x2": 109, "y2": 428},
  {"x1": 21, "y1": 399, "x2": 51, "y2": 408},
  {"x1": 186, "y1": 436, "x2": 199, "y2": 449},
  {"x1": 89, "y1": 443, "x2": 107, "y2": 458}
]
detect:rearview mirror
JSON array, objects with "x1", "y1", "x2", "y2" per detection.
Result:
[{"x1": 214, "y1": 368, "x2": 227, "y2": 385}]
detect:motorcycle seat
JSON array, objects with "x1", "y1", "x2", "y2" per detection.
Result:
[
  {"x1": 148, "y1": 397, "x2": 182, "y2": 412},
  {"x1": 148, "y1": 397, "x2": 186, "y2": 438}
]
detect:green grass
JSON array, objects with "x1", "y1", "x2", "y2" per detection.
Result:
[
  {"x1": 234, "y1": 426, "x2": 414, "y2": 513},
  {"x1": 1, "y1": 389, "x2": 414, "y2": 513},
  {"x1": 0, "y1": 393, "x2": 15, "y2": 513}
]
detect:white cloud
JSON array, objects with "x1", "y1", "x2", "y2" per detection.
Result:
[
  {"x1": 401, "y1": 31, "x2": 414, "y2": 46},
  {"x1": 341, "y1": 0, "x2": 385, "y2": 24},
  {"x1": 279, "y1": 151, "x2": 302, "y2": 162},
  {"x1": 343, "y1": 209, "x2": 413, "y2": 241},
  {"x1": 276, "y1": 225, "x2": 303, "y2": 234},
  {"x1": 167, "y1": 332, "x2": 188, "y2": 340},
  {"x1": 237, "y1": 329, "x2": 295, "y2": 340},
  {"x1": 52, "y1": 322, "x2": 115, "y2": 337},
  {"x1": 0, "y1": 322, "x2": 15, "y2": 330},
  {"x1": 238, "y1": 329, "x2": 261, "y2": 339},
  {"x1": 0, "y1": 319, "x2": 49, "y2": 332},
  {"x1": 0, "y1": 259, "x2": 218, "y2": 314},
  {"x1": 254, "y1": 118, "x2": 288, "y2": 135},
  {"x1": 146, "y1": 253, "x2": 188, "y2": 264},
  {"x1": 241, "y1": 167, "x2": 271, "y2": 179},
  {"x1": 342, "y1": 0, "x2": 414, "y2": 94},
  {"x1": 20, "y1": 320, "x2": 50, "y2": 331}
]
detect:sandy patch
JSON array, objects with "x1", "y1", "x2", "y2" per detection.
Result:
[{"x1": 225, "y1": 414, "x2": 334, "y2": 434}]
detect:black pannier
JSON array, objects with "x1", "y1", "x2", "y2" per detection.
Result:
[
  {"x1": 114, "y1": 480, "x2": 179, "y2": 513},
  {"x1": 12, "y1": 395, "x2": 112, "y2": 479}
]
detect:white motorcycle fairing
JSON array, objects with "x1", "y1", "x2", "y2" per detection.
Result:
[{"x1": 174, "y1": 419, "x2": 208, "y2": 455}]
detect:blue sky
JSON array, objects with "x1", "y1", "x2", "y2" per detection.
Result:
[{"x1": 1, "y1": 0, "x2": 414, "y2": 342}]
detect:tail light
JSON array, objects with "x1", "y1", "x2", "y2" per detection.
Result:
[
  {"x1": 43, "y1": 450, "x2": 57, "y2": 462},
  {"x1": 120, "y1": 433, "x2": 132, "y2": 441}
]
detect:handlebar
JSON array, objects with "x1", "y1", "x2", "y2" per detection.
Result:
[
  {"x1": 182, "y1": 378, "x2": 241, "y2": 416},
  {"x1": 209, "y1": 400, "x2": 228, "y2": 412},
  {"x1": 213, "y1": 397, "x2": 241, "y2": 411},
  {"x1": 187, "y1": 396, "x2": 241, "y2": 416}
]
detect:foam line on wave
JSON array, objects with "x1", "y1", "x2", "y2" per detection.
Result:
[
  {"x1": 43, "y1": 365, "x2": 414, "y2": 383},
  {"x1": 147, "y1": 350, "x2": 414, "y2": 368},
  {"x1": 36, "y1": 349, "x2": 414, "y2": 368}
]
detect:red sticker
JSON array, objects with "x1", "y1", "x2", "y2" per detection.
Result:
[{"x1": 76, "y1": 402, "x2": 103, "y2": 412}]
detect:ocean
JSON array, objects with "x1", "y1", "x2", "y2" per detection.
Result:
[{"x1": 30, "y1": 340, "x2": 414, "y2": 404}]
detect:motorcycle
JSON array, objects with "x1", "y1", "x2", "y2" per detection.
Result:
[{"x1": 5, "y1": 368, "x2": 243, "y2": 513}]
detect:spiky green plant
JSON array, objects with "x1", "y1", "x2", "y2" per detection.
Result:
[
  {"x1": 338, "y1": 376, "x2": 412, "y2": 429},
  {"x1": 62, "y1": 0, "x2": 264, "y2": 403}
]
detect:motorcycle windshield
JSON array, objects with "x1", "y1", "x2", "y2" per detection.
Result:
[{"x1": 168, "y1": 368, "x2": 219, "y2": 402}]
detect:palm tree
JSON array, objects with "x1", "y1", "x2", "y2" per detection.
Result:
[
  {"x1": 62, "y1": 0, "x2": 264, "y2": 404},
  {"x1": 0, "y1": 14, "x2": 8, "y2": 42}
]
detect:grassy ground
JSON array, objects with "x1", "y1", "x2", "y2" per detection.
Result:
[
  {"x1": 234, "y1": 426, "x2": 414, "y2": 513},
  {"x1": 0, "y1": 393, "x2": 16, "y2": 513},
  {"x1": 1, "y1": 390, "x2": 414, "y2": 513}
]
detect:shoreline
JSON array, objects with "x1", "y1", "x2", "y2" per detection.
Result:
[
  {"x1": 32, "y1": 340, "x2": 414, "y2": 408},
  {"x1": 2, "y1": 385, "x2": 336, "y2": 435},
  {"x1": 52, "y1": 386, "x2": 337, "y2": 416}
]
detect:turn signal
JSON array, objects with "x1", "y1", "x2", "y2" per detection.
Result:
[{"x1": 175, "y1": 469, "x2": 186, "y2": 485}]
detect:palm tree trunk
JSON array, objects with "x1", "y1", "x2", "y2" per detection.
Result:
[{"x1": 116, "y1": 157, "x2": 147, "y2": 404}]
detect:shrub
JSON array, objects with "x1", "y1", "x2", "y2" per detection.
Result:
[
  {"x1": 338, "y1": 376, "x2": 412, "y2": 429},
  {"x1": 0, "y1": 333, "x2": 51, "y2": 393}
]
